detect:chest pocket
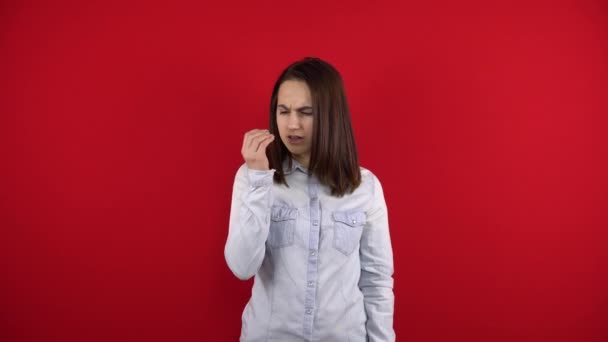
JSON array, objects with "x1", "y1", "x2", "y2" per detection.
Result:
[
  {"x1": 332, "y1": 211, "x2": 366, "y2": 256},
  {"x1": 268, "y1": 206, "x2": 297, "y2": 248}
]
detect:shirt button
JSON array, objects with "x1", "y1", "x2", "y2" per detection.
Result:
[
  {"x1": 312, "y1": 220, "x2": 319, "y2": 226},
  {"x1": 305, "y1": 308, "x2": 312, "y2": 315},
  {"x1": 308, "y1": 281, "x2": 314, "y2": 287},
  {"x1": 352, "y1": 219, "x2": 357, "y2": 224},
  {"x1": 310, "y1": 250, "x2": 316, "y2": 256}
]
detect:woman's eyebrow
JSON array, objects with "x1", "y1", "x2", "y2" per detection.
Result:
[{"x1": 278, "y1": 104, "x2": 312, "y2": 110}]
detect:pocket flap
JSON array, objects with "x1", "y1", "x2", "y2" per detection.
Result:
[
  {"x1": 332, "y1": 211, "x2": 366, "y2": 227},
  {"x1": 271, "y1": 206, "x2": 298, "y2": 221}
]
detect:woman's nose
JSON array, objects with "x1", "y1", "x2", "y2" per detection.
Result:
[{"x1": 287, "y1": 113, "x2": 300, "y2": 129}]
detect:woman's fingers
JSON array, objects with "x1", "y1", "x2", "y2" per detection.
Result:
[
  {"x1": 252, "y1": 133, "x2": 274, "y2": 152},
  {"x1": 241, "y1": 129, "x2": 275, "y2": 170},
  {"x1": 246, "y1": 129, "x2": 269, "y2": 149},
  {"x1": 242, "y1": 129, "x2": 267, "y2": 154},
  {"x1": 256, "y1": 134, "x2": 275, "y2": 153}
]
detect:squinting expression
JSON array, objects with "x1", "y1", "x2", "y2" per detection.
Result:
[{"x1": 276, "y1": 80, "x2": 314, "y2": 168}]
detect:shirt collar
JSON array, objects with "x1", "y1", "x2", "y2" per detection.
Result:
[{"x1": 283, "y1": 158, "x2": 309, "y2": 175}]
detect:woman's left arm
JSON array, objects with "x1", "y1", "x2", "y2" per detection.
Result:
[{"x1": 359, "y1": 174, "x2": 396, "y2": 342}]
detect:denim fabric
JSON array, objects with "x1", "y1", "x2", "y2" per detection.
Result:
[{"x1": 225, "y1": 160, "x2": 395, "y2": 342}]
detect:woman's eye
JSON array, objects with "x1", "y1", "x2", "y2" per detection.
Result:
[{"x1": 279, "y1": 111, "x2": 289, "y2": 115}]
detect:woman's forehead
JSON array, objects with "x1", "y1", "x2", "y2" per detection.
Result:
[{"x1": 277, "y1": 80, "x2": 312, "y2": 106}]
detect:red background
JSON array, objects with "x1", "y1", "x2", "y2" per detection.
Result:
[{"x1": 1, "y1": 0, "x2": 607, "y2": 341}]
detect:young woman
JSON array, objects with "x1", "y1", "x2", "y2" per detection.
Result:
[{"x1": 225, "y1": 57, "x2": 395, "y2": 341}]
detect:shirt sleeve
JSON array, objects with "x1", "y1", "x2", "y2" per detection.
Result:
[
  {"x1": 224, "y1": 164, "x2": 275, "y2": 280},
  {"x1": 359, "y1": 173, "x2": 396, "y2": 341}
]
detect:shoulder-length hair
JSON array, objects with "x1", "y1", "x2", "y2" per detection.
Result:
[{"x1": 267, "y1": 57, "x2": 361, "y2": 197}]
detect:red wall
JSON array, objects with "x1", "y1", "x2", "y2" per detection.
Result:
[{"x1": 1, "y1": 1, "x2": 607, "y2": 341}]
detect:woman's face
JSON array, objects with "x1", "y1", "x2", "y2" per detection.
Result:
[{"x1": 276, "y1": 80, "x2": 314, "y2": 168}]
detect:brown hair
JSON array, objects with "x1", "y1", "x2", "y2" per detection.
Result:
[{"x1": 267, "y1": 57, "x2": 361, "y2": 197}]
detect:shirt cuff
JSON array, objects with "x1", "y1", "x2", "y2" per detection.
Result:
[{"x1": 246, "y1": 167, "x2": 275, "y2": 188}]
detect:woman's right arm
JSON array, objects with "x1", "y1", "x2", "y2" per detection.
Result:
[
  {"x1": 224, "y1": 165, "x2": 274, "y2": 280},
  {"x1": 224, "y1": 129, "x2": 275, "y2": 280}
]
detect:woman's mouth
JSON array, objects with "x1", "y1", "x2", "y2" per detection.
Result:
[{"x1": 287, "y1": 135, "x2": 304, "y2": 144}]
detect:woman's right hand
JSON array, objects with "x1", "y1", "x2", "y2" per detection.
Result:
[{"x1": 241, "y1": 129, "x2": 275, "y2": 171}]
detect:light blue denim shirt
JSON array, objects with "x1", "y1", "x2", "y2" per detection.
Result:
[{"x1": 225, "y1": 160, "x2": 395, "y2": 341}]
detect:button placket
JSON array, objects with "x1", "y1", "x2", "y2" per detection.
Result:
[{"x1": 302, "y1": 177, "x2": 321, "y2": 340}]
